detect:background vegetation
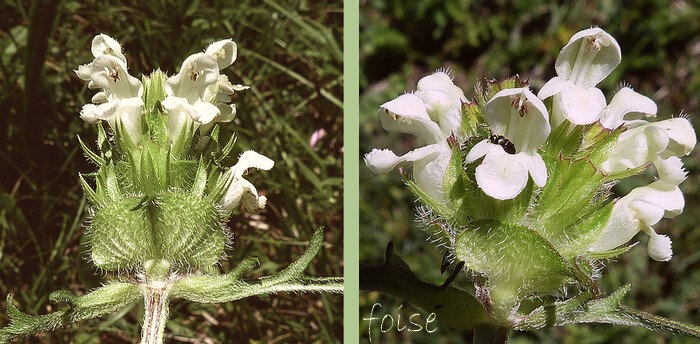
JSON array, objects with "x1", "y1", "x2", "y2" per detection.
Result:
[
  {"x1": 359, "y1": 0, "x2": 699, "y2": 343},
  {"x1": 0, "y1": 0, "x2": 342, "y2": 342}
]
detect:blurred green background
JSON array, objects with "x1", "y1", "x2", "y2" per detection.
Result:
[
  {"x1": 359, "y1": 0, "x2": 699, "y2": 343},
  {"x1": 0, "y1": 0, "x2": 342, "y2": 343}
]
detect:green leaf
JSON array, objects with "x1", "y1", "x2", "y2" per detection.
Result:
[
  {"x1": 88, "y1": 197, "x2": 157, "y2": 270},
  {"x1": 153, "y1": 191, "x2": 226, "y2": 269},
  {"x1": 515, "y1": 284, "x2": 700, "y2": 337},
  {"x1": 461, "y1": 99, "x2": 486, "y2": 137},
  {"x1": 190, "y1": 158, "x2": 209, "y2": 197},
  {"x1": 77, "y1": 135, "x2": 105, "y2": 166},
  {"x1": 454, "y1": 220, "x2": 573, "y2": 319},
  {"x1": 0, "y1": 283, "x2": 140, "y2": 343},
  {"x1": 533, "y1": 156, "x2": 607, "y2": 257},
  {"x1": 405, "y1": 179, "x2": 452, "y2": 219},
  {"x1": 584, "y1": 243, "x2": 636, "y2": 260},
  {"x1": 360, "y1": 242, "x2": 494, "y2": 330},
  {"x1": 78, "y1": 173, "x2": 102, "y2": 208},
  {"x1": 170, "y1": 228, "x2": 342, "y2": 303}
]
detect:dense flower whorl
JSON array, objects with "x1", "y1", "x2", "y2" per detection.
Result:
[
  {"x1": 538, "y1": 27, "x2": 621, "y2": 126},
  {"x1": 465, "y1": 87, "x2": 550, "y2": 200}
]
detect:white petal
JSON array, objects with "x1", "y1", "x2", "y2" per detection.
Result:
[
  {"x1": 601, "y1": 125, "x2": 669, "y2": 174},
  {"x1": 555, "y1": 27, "x2": 621, "y2": 88},
  {"x1": 653, "y1": 156, "x2": 687, "y2": 185},
  {"x1": 215, "y1": 103, "x2": 236, "y2": 123},
  {"x1": 215, "y1": 75, "x2": 237, "y2": 94},
  {"x1": 527, "y1": 153, "x2": 547, "y2": 187},
  {"x1": 113, "y1": 97, "x2": 144, "y2": 143},
  {"x1": 415, "y1": 72, "x2": 465, "y2": 136},
  {"x1": 75, "y1": 63, "x2": 92, "y2": 81},
  {"x1": 627, "y1": 180, "x2": 684, "y2": 218},
  {"x1": 648, "y1": 118, "x2": 696, "y2": 157},
  {"x1": 629, "y1": 199, "x2": 664, "y2": 226},
  {"x1": 221, "y1": 177, "x2": 262, "y2": 212},
  {"x1": 89, "y1": 55, "x2": 142, "y2": 99},
  {"x1": 167, "y1": 53, "x2": 220, "y2": 102},
  {"x1": 465, "y1": 139, "x2": 496, "y2": 163},
  {"x1": 91, "y1": 34, "x2": 126, "y2": 63},
  {"x1": 485, "y1": 88, "x2": 550, "y2": 152},
  {"x1": 537, "y1": 76, "x2": 566, "y2": 100},
  {"x1": 554, "y1": 84, "x2": 606, "y2": 125},
  {"x1": 474, "y1": 149, "x2": 529, "y2": 200},
  {"x1": 205, "y1": 39, "x2": 238, "y2": 69},
  {"x1": 191, "y1": 101, "x2": 220, "y2": 125},
  {"x1": 589, "y1": 201, "x2": 641, "y2": 252},
  {"x1": 646, "y1": 232, "x2": 672, "y2": 262},
  {"x1": 600, "y1": 87, "x2": 657, "y2": 129},
  {"x1": 412, "y1": 144, "x2": 452, "y2": 202},
  {"x1": 232, "y1": 150, "x2": 274, "y2": 178},
  {"x1": 93, "y1": 101, "x2": 118, "y2": 121},
  {"x1": 379, "y1": 93, "x2": 443, "y2": 144},
  {"x1": 365, "y1": 149, "x2": 401, "y2": 174},
  {"x1": 364, "y1": 144, "x2": 441, "y2": 175},
  {"x1": 79, "y1": 104, "x2": 100, "y2": 123},
  {"x1": 91, "y1": 92, "x2": 108, "y2": 104},
  {"x1": 591, "y1": 180, "x2": 683, "y2": 254},
  {"x1": 162, "y1": 96, "x2": 195, "y2": 140}
]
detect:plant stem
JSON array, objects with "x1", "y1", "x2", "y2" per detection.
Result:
[
  {"x1": 473, "y1": 325, "x2": 510, "y2": 344},
  {"x1": 140, "y1": 282, "x2": 171, "y2": 344}
]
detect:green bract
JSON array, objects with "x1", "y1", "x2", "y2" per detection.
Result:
[
  {"x1": 0, "y1": 34, "x2": 342, "y2": 344},
  {"x1": 363, "y1": 27, "x2": 699, "y2": 340}
]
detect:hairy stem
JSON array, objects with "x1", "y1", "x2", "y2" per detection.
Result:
[
  {"x1": 140, "y1": 282, "x2": 171, "y2": 344},
  {"x1": 473, "y1": 325, "x2": 510, "y2": 344}
]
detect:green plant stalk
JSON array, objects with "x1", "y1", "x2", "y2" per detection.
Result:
[
  {"x1": 140, "y1": 282, "x2": 171, "y2": 344},
  {"x1": 473, "y1": 325, "x2": 509, "y2": 344}
]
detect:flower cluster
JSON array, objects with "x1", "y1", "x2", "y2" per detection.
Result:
[
  {"x1": 364, "y1": 71, "x2": 465, "y2": 202},
  {"x1": 366, "y1": 27, "x2": 696, "y2": 266},
  {"x1": 75, "y1": 34, "x2": 269, "y2": 213},
  {"x1": 76, "y1": 34, "x2": 144, "y2": 142}
]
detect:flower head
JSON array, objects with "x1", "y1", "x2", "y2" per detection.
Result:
[
  {"x1": 163, "y1": 39, "x2": 249, "y2": 141},
  {"x1": 220, "y1": 151, "x2": 274, "y2": 213},
  {"x1": 364, "y1": 72, "x2": 463, "y2": 203},
  {"x1": 601, "y1": 118, "x2": 696, "y2": 182},
  {"x1": 589, "y1": 180, "x2": 684, "y2": 261},
  {"x1": 75, "y1": 34, "x2": 144, "y2": 142},
  {"x1": 465, "y1": 87, "x2": 550, "y2": 200},
  {"x1": 538, "y1": 28, "x2": 621, "y2": 126}
]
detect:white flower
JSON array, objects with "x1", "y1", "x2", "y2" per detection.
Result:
[
  {"x1": 163, "y1": 39, "x2": 248, "y2": 140},
  {"x1": 601, "y1": 118, "x2": 696, "y2": 183},
  {"x1": 538, "y1": 28, "x2": 621, "y2": 126},
  {"x1": 589, "y1": 180, "x2": 684, "y2": 261},
  {"x1": 414, "y1": 71, "x2": 466, "y2": 137},
  {"x1": 365, "y1": 72, "x2": 464, "y2": 203},
  {"x1": 599, "y1": 87, "x2": 657, "y2": 129},
  {"x1": 220, "y1": 151, "x2": 274, "y2": 213},
  {"x1": 465, "y1": 88, "x2": 550, "y2": 200},
  {"x1": 75, "y1": 34, "x2": 144, "y2": 142},
  {"x1": 364, "y1": 96, "x2": 451, "y2": 203}
]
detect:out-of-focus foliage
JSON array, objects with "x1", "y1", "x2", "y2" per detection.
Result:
[
  {"x1": 359, "y1": 0, "x2": 699, "y2": 343},
  {"x1": 0, "y1": 0, "x2": 342, "y2": 342}
]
